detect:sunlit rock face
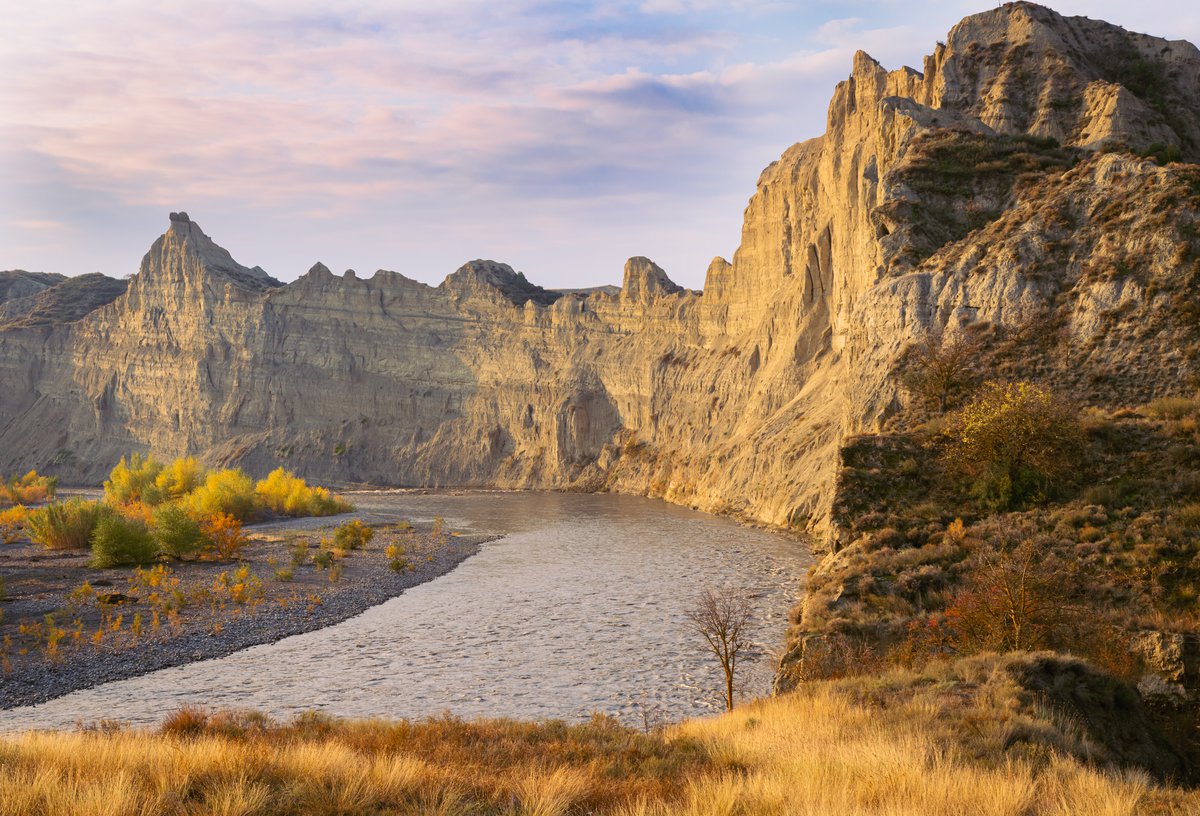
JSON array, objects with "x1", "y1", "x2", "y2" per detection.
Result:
[{"x1": 2, "y1": 2, "x2": 1199, "y2": 537}]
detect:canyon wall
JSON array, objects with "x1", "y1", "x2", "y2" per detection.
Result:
[{"x1": 2, "y1": 2, "x2": 1199, "y2": 539}]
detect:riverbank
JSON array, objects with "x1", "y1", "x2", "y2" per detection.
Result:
[{"x1": 0, "y1": 513, "x2": 492, "y2": 710}]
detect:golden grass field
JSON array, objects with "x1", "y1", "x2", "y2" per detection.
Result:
[{"x1": 4, "y1": 656, "x2": 1199, "y2": 815}]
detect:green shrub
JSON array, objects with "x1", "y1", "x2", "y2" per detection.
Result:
[
  {"x1": 90, "y1": 514, "x2": 159, "y2": 568},
  {"x1": 27, "y1": 499, "x2": 111, "y2": 550},
  {"x1": 104, "y1": 453, "x2": 166, "y2": 506},
  {"x1": 187, "y1": 468, "x2": 258, "y2": 521},
  {"x1": 152, "y1": 503, "x2": 204, "y2": 559},
  {"x1": 944, "y1": 381, "x2": 1082, "y2": 509},
  {"x1": 333, "y1": 520, "x2": 373, "y2": 551},
  {"x1": 312, "y1": 550, "x2": 334, "y2": 571}
]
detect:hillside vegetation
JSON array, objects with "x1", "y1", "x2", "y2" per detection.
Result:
[{"x1": 4, "y1": 655, "x2": 1200, "y2": 815}]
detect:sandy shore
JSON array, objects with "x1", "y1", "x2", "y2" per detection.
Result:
[{"x1": 0, "y1": 513, "x2": 493, "y2": 710}]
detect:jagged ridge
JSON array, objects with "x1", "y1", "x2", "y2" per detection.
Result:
[{"x1": 0, "y1": 2, "x2": 1197, "y2": 538}]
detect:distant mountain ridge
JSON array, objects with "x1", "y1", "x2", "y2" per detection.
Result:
[{"x1": 2, "y1": 2, "x2": 1198, "y2": 538}]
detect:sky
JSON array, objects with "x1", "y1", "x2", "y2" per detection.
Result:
[{"x1": 2, "y1": 1, "x2": 1198, "y2": 290}]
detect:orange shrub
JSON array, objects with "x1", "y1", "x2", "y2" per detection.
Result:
[
  {"x1": 0, "y1": 505, "x2": 28, "y2": 543},
  {"x1": 116, "y1": 500, "x2": 156, "y2": 525},
  {"x1": 200, "y1": 512, "x2": 249, "y2": 561},
  {"x1": 1, "y1": 470, "x2": 57, "y2": 507}
]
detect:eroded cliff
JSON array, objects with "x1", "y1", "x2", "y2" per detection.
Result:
[{"x1": 2, "y1": 2, "x2": 1198, "y2": 539}]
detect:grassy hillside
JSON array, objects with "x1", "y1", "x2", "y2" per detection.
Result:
[{"x1": 4, "y1": 654, "x2": 1199, "y2": 815}]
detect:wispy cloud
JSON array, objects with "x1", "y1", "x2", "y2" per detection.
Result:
[{"x1": 1, "y1": 1, "x2": 1198, "y2": 287}]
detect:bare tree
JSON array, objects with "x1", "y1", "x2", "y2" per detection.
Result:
[
  {"x1": 685, "y1": 588, "x2": 755, "y2": 711},
  {"x1": 901, "y1": 328, "x2": 982, "y2": 414}
]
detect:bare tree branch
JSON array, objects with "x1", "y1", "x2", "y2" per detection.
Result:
[{"x1": 685, "y1": 588, "x2": 755, "y2": 711}]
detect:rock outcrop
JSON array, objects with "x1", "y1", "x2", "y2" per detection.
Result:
[{"x1": 1, "y1": 2, "x2": 1199, "y2": 538}]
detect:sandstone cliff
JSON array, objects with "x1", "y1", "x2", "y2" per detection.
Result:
[{"x1": 2, "y1": 2, "x2": 1198, "y2": 539}]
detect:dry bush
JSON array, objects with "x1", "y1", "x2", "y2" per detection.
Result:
[
  {"x1": 901, "y1": 328, "x2": 983, "y2": 413},
  {"x1": 1143, "y1": 396, "x2": 1200, "y2": 420}
]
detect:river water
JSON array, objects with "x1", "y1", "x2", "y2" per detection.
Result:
[{"x1": 2, "y1": 491, "x2": 811, "y2": 730}]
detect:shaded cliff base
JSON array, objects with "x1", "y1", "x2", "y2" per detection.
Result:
[
  {"x1": 4, "y1": 652, "x2": 1200, "y2": 814},
  {"x1": 0, "y1": 512, "x2": 489, "y2": 710}
]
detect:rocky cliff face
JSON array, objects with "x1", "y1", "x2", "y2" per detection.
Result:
[{"x1": 2, "y1": 2, "x2": 1198, "y2": 538}]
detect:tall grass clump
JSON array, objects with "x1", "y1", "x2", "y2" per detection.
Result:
[
  {"x1": 1143, "y1": 395, "x2": 1199, "y2": 420},
  {"x1": 255, "y1": 468, "x2": 351, "y2": 517},
  {"x1": 151, "y1": 502, "x2": 205, "y2": 559},
  {"x1": 90, "y1": 514, "x2": 159, "y2": 568},
  {"x1": 27, "y1": 499, "x2": 110, "y2": 550},
  {"x1": 188, "y1": 468, "x2": 258, "y2": 522}
]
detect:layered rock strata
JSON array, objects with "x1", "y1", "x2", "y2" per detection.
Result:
[{"x1": 2, "y1": 3, "x2": 1199, "y2": 538}]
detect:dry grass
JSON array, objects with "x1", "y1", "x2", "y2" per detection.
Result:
[
  {"x1": 4, "y1": 668, "x2": 1200, "y2": 815},
  {"x1": 0, "y1": 710, "x2": 712, "y2": 815}
]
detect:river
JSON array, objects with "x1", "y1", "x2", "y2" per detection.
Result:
[{"x1": 1, "y1": 491, "x2": 811, "y2": 730}]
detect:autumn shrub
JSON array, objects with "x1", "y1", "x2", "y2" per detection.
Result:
[
  {"x1": 188, "y1": 468, "x2": 257, "y2": 521},
  {"x1": 385, "y1": 543, "x2": 409, "y2": 572},
  {"x1": 333, "y1": 519, "x2": 373, "y2": 551},
  {"x1": 254, "y1": 467, "x2": 351, "y2": 517},
  {"x1": 90, "y1": 514, "x2": 159, "y2": 568},
  {"x1": 154, "y1": 456, "x2": 206, "y2": 499},
  {"x1": 151, "y1": 502, "x2": 204, "y2": 559},
  {"x1": 104, "y1": 453, "x2": 165, "y2": 506},
  {"x1": 115, "y1": 500, "x2": 155, "y2": 525},
  {"x1": 930, "y1": 519, "x2": 1133, "y2": 675},
  {"x1": 199, "y1": 512, "x2": 249, "y2": 561},
  {"x1": 0, "y1": 505, "x2": 28, "y2": 543},
  {"x1": 0, "y1": 470, "x2": 57, "y2": 506},
  {"x1": 212, "y1": 564, "x2": 263, "y2": 604},
  {"x1": 27, "y1": 499, "x2": 111, "y2": 550},
  {"x1": 944, "y1": 381, "x2": 1082, "y2": 509}
]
